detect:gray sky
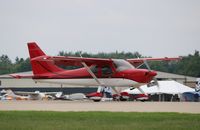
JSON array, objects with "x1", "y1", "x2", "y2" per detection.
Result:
[{"x1": 0, "y1": 0, "x2": 200, "y2": 61}]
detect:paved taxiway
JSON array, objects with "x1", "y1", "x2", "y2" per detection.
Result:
[{"x1": 0, "y1": 101, "x2": 200, "y2": 113}]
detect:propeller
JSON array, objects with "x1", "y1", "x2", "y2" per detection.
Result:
[
  {"x1": 143, "y1": 60, "x2": 161, "y2": 101},
  {"x1": 142, "y1": 60, "x2": 159, "y2": 86},
  {"x1": 135, "y1": 55, "x2": 161, "y2": 101},
  {"x1": 135, "y1": 54, "x2": 159, "y2": 87}
]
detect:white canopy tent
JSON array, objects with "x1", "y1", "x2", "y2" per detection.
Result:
[{"x1": 124, "y1": 80, "x2": 195, "y2": 95}]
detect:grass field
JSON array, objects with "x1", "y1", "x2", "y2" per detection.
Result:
[{"x1": 0, "y1": 111, "x2": 200, "y2": 130}]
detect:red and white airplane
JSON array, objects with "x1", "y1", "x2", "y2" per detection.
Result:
[{"x1": 10, "y1": 42, "x2": 180, "y2": 100}]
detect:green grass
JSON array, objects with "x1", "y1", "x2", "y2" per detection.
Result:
[{"x1": 0, "y1": 111, "x2": 200, "y2": 130}]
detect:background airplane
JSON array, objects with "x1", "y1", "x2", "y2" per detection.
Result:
[
  {"x1": 0, "y1": 89, "x2": 29, "y2": 100},
  {"x1": 0, "y1": 89, "x2": 62, "y2": 100},
  {"x1": 14, "y1": 91, "x2": 62, "y2": 100}
]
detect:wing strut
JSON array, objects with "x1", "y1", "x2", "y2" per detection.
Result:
[
  {"x1": 80, "y1": 54, "x2": 120, "y2": 99},
  {"x1": 79, "y1": 53, "x2": 105, "y2": 94},
  {"x1": 81, "y1": 62, "x2": 104, "y2": 93},
  {"x1": 134, "y1": 56, "x2": 159, "y2": 98},
  {"x1": 143, "y1": 60, "x2": 161, "y2": 101}
]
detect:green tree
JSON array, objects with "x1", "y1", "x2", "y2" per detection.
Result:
[
  {"x1": 13, "y1": 58, "x2": 31, "y2": 73},
  {"x1": 174, "y1": 51, "x2": 200, "y2": 77},
  {"x1": 0, "y1": 55, "x2": 12, "y2": 74}
]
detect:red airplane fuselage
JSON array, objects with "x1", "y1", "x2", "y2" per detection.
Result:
[
  {"x1": 9, "y1": 42, "x2": 180, "y2": 90},
  {"x1": 31, "y1": 54, "x2": 156, "y2": 86}
]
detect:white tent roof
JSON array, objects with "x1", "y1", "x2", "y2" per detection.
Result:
[{"x1": 124, "y1": 80, "x2": 195, "y2": 95}]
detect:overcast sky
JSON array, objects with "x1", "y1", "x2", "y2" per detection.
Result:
[{"x1": 0, "y1": 0, "x2": 200, "y2": 61}]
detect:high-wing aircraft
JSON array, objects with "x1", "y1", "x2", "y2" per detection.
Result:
[
  {"x1": 11, "y1": 42, "x2": 180, "y2": 86},
  {"x1": 10, "y1": 42, "x2": 180, "y2": 101}
]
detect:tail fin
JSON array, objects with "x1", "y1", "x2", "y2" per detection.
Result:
[
  {"x1": 27, "y1": 42, "x2": 64, "y2": 76},
  {"x1": 28, "y1": 42, "x2": 46, "y2": 59}
]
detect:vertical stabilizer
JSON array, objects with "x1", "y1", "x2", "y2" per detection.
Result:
[
  {"x1": 28, "y1": 42, "x2": 46, "y2": 59},
  {"x1": 27, "y1": 42, "x2": 63, "y2": 76}
]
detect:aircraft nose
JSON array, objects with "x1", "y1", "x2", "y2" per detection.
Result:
[
  {"x1": 149, "y1": 71, "x2": 157, "y2": 76},
  {"x1": 145, "y1": 71, "x2": 157, "y2": 77}
]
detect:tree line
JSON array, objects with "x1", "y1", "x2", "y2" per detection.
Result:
[{"x1": 0, "y1": 51, "x2": 199, "y2": 77}]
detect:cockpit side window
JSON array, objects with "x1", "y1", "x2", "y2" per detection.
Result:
[
  {"x1": 102, "y1": 65, "x2": 113, "y2": 76},
  {"x1": 90, "y1": 65, "x2": 98, "y2": 74}
]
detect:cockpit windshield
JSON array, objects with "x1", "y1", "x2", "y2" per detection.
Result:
[{"x1": 113, "y1": 59, "x2": 135, "y2": 71}]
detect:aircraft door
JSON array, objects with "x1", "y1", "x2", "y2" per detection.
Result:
[
  {"x1": 90, "y1": 65, "x2": 101, "y2": 77},
  {"x1": 101, "y1": 65, "x2": 113, "y2": 78}
]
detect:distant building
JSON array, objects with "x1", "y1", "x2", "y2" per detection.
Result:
[{"x1": 156, "y1": 71, "x2": 197, "y2": 88}]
